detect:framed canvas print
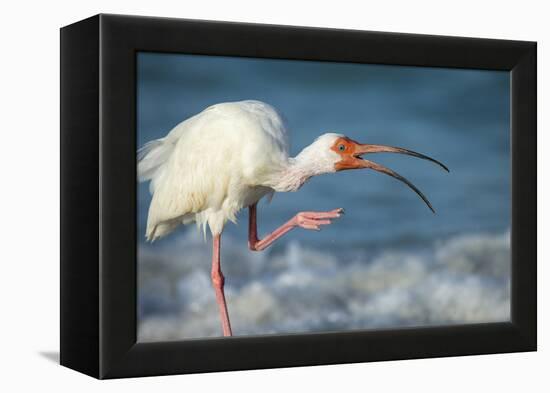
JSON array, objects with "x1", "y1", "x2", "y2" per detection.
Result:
[{"x1": 60, "y1": 14, "x2": 536, "y2": 379}]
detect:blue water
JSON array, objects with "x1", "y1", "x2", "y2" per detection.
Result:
[{"x1": 136, "y1": 52, "x2": 510, "y2": 340}]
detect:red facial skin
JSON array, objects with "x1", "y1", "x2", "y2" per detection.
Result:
[{"x1": 330, "y1": 137, "x2": 366, "y2": 171}]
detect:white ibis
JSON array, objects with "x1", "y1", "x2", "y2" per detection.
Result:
[{"x1": 138, "y1": 100, "x2": 448, "y2": 337}]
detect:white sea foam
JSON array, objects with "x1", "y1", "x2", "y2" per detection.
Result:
[{"x1": 137, "y1": 230, "x2": 510, "y2": 341}]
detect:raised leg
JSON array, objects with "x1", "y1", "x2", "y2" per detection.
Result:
[
  {"x1": 211, "y1": 233, "x2": 232, "y2": 336},
  {"x1": 248, "y1": 203, "x2": 343, "y2": 251}
]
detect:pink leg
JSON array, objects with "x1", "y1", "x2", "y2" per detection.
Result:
[
  {"x1": 248, "y1": 203, "x2": 344, "y2": 251},
  {"x1": 211, "y1": 234, "x2": 232, "y2": 337}
]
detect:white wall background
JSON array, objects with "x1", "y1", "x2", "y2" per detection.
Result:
[{"x1": 0, "y1": 0, "x2": 545, "y2": 391}]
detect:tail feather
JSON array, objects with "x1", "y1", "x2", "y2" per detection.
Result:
[
  {"x1": 137, "y1": 137, "x2": 181, "y2": 195},
  {"x1": 137, "y1": 138, "x2": 169, "y2": 181}
]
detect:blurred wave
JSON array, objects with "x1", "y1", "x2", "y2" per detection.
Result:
[{"x1": 138, "y1": 229, "x2": 510, "y2": 341}]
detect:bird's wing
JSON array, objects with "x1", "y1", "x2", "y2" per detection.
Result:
[
  {"x1": 239, "y1": 100, "x2": 290, "y2": 156},
  {"x1": 139, "y1": 100, "x2": 290, "y2": 240}
]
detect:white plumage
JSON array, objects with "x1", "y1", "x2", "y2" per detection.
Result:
[{"x1": 138, "y1": 100, "x2": 292, "y2": 240}]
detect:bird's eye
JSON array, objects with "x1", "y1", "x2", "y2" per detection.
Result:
[{"x1": 338, "y1": 144, "x2": 346, "y2": 151}]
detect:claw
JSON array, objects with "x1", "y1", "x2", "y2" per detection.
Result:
[{"x1": 295, "y1": 209, "x2": 343, "y2": 231}]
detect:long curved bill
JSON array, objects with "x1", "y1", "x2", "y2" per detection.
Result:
[
  {"x1": 357, "y1": 144, "x2": 449, "y2": 172},
  {"x1": 352, "y1": 143, "x2": 449, "y2": 213}
]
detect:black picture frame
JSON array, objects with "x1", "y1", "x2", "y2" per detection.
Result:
[{"x1": 60, "y1": 14, "x2": 536, "y2": 379}]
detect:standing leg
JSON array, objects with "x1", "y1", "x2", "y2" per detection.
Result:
[{"x1": 211, "y1": 233, "x2": 232, "y2": 337}]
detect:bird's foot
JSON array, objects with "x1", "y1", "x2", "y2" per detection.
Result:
[{"x1": 294, "y1": 208, "x2": 344, "y2": 231}]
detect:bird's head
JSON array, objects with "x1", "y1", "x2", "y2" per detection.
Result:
[{"x1": 295, "y1": 133, "x2": 449, "y2": 212}]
